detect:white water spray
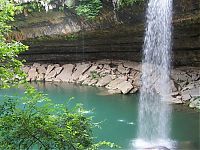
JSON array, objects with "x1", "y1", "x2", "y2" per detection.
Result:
[{"x1": 135, "y1": 0, "x2": 174, "y2": 149}]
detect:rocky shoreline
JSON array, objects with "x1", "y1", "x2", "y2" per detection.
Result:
[{"x1": 22, "y1": 60, "x2": 200, "y2": 109}]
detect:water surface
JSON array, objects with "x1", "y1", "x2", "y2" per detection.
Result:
[{"x1": 0, "y1": 82, "x2": 199, "y2": 149}]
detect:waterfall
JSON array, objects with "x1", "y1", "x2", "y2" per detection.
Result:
[{"x1": 135, "y1": 0, "x2": 174, "y2": 149}]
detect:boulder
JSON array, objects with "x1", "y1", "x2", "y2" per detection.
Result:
[
  {"x1": 189, "y1": 87, "x2": 200, "y2": 97},
  {"x1": 170, "y1": 98, "x2": 183, "y2": 104},
  {"x1": 171, "y1": 92, "x2": 180, "y2": 97},
  {"x1": 123, "y1": 61, "x2": 141, "y2": 71},
  {"x1": 103, "y1": 64, "x2": 111, "y2": 70},
  {"x1": 55, "y1": 64, "x2": 74, "y2": 82},
  {"x1": 86, "y1": 65, "x2": 98, "y2": 74},
  {"x1": 106, "y1": 77, "x2": 127, "y2": 90},
  {"x1": 181, "y1": 92, "x2": 192, "y2": 101},
  {"x1": 96, "y1": 76, "x2": 112, "y2": 87},
  {"x1": 77, "y1": 74, "x2": 90, "y2": 83},
  {"x1": 82, "y1": 77, "x2": 92, "y2": 85},
  {"x1": 170, "y1": 80, "x2": 178, "y2": 92},
  {"x1": 118, "y1": 64, "x2": 130, "y2": 74},
  {"x1": 108, "y1": 89, "x2": 121, "y2": 94},
  {"x1": 27, "y1": 67, "x2": 38, "y2": 81},
  {"x1": 54, "y1": 64, "x2": 60, "y2": 68},
  {"x1": 116, "y1": 81, "x2": 133, "y2": 94},
  {"x1": 46, "y1": 65, "x2": 55, "y2": 75},
  {"x1": 33, "y1": 63, "x2": 41, "y2": 68},
  {"x1": 132, "y1": 72, "x2": 141, "y2": 87},
  {"x1": 171, "y1": 70, "x2": 191, "y2": 82},
  {"x1": 88, "y1": 79, "x2": 98, "y2": 86},
  {"x1": 37, "y1": 65, "x2": 46, "y2": 74},
  {"x1": 37, "y1": 73, "x2": 45, "y2": 81},
  {"x1": 54, "y1": 67, "x2": 63, "y2": 74},
  {"x1": 22, "y1": 66, "x2": 30, "y2": 73},
  {"x1": 189, "y1": 97, "x2": 200, "y2": 109},
  {"x1": 130, "y1": 87, "x2": 139, "y2": 94},
  {"x1": 45, "y1": 71, "x2": 57, "y2": 81},
  {"x1": 71, "y1": 64, "x2": 91, "y2": 81}
]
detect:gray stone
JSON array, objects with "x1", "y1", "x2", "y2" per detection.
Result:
[
  {"x1": 103, "y1": 64, "x2": 111, "y2": 70},
  {"x1": 27, "y1": 67, "x2": 38, "y2": 81},
  {"x1": 108, "y1": 89, "x2": 121, "y2": 94},
  {"x1": 22, "y1": 66, "x2": 30, "y2": 74},
  {"x1": 106, "y1": 77, "x2": 127, "y2": 90},
  {"x1": 130, "y1": 87, "x2": 139, "y2": 94},
  {"x1": 87, "y1": 65, "x2": 98, "y2": 73},
  {"x1": 132, "y1": 72, "x2": 141, "y2": 87},
  {"x1": 55, "y1": 64, "x2": 74, "y2": 82},
  {"x1": 33, "y1": 63, "x2": 41, "y2": 67},
  {"x1": 88, "y1": 79, "x2": 98, "y2": 86},
  {"x1": 54, "y1": 67, "x2": 63, "y2": 75},
  {"x1": 123, "y1": 62, "x2": 141, "y2": 71},
  {"x1": 116, "y1": 81, "x2": 133, "y2": 94},
  {"x1": 71, "y1": 64, "x2": 91, "y2": 81},
  {"x1": 54, "y1": 64, "x2": 60, "y2": 68},
  {"x1": 45, "y1": 67, "x2": 62, "y2": 80},
  {"x1": 46, "y1": 65, "x2": 55, "y2": 75},
  {"x1": 77, "y1": 74, "x2": 89, "y2": 83},
  {"x1": 170, "y1": 98, "x2": 183, "y2": 104},
  {"x1": 96, "y1": 76, "x2": 112, "y2": 87},
  {"x1": 189, "y1": 97, "x2": 200, "y2": 109},
  {"x1": 117, "y1": 64, "x2": 130, "y2": 74},
  {"x1": 82, "y1": 77, "x2": 92, "y2": 85},
  {"x1": 189, "y1": 87, "x2": 200, "y2": 97},
  {"x1": 45, "y1": 71, "x2": 57, "y2": 81},
  {"x1": 171, "y1": 70, "x2": 191, "y2": 82},
  {"x1": 37, "y1": 65, "x2": 46, "y2": 74},
  {"x1": 171, "y1": 92, "x2": 180, "y2": 97},
  {"x1": 182, "y1": 93, "x2": 192, "y2": 101},
  {"x1": 37, "y1": 73, "x2": 45, "y2": 81}
]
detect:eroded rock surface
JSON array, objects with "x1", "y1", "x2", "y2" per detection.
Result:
[{"x1": 24, "y1": 60, "x2": 200, "y2": 109}]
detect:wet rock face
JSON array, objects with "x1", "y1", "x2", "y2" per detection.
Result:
[
  {"x1": 14, "y1": 0, "x2": 200, "y2": 66},
  {"x1": 23, "y1": 60, "x2": 200, "y2": 109}
]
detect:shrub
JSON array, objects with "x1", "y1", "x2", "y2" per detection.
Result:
[{"x1": 0, "y1": 86, "x2": 118, "y2": 150}]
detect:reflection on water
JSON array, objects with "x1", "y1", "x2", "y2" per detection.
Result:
[{"x1": 0, "y1": 82, "x2": 199, "y2": 150}]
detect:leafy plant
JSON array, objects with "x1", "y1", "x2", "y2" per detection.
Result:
[
  {"x1": 0, "y1": 86, "x2": 119, "y2": 149},
  {"x1": 116, "y1": 0, "x2": 144, "y2": 8},
  {"x1": 75, "y1": 0, "x2": 103, "y2": 20},
  {"x1": 0, "y1": 0, "x2": 28, "y2": 89},
  {"x1": 90, "y1": 71, "x2": 101, "y2": 79},
  {"x1": 65, "y1": 34, "x2": 79, "y2": 41}
]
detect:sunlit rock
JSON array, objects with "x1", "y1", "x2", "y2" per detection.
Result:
[
  {"x1": 27, "y1": 67, "x2": 38, "y2": 81},
  {"x1": 55, "y1": 64, "x2": 74, "y2": 82},
  {"x1": 116, "y1": 81, "x2": 133, "y2": 94},
  {"x1": 71, "y1": 64, "x2": 91, "y2": 81},
  {"x1": 96, "y1": 75, "x2": 112, "y2": 87}
]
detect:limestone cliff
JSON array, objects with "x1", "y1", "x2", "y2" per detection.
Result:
[{"x1": 11, "y1": 0, "x2": 200, "y2": 66}]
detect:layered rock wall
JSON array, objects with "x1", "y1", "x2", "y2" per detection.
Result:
[{"x1": 12, "y1": 0, "x2": 200, "y2": 66}]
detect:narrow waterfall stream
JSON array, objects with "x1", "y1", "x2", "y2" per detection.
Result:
[{"x1": 135, "y1": 0, "x2": 174, "y2": 149}]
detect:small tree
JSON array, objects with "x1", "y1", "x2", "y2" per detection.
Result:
[
  {"x1": 0, "y1": 87, "x2": 118, "y2": 149},
  {"x1": 0, "y1": 0, "x2": 28, "y2": 89}
]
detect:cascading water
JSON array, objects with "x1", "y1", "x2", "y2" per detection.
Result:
[{"x1": 135, "y1": 0, "x2": 174, "y2": 149}]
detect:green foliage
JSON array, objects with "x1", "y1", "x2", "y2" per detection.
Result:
[
  {"x1": 90, "y1": 71, "x2": 101, "y2": 80},
  {"x1": 0, "y1": 87, "x2": 119, "y2": 150},
  {"x1": 75, "y1": 0, "x2": 103, "y2": 20},
  {"x1": 65, "y1": 34, "x2": 79, "y2": 41},
  {"x1": 116, "y1": 0, "x2": 144, "y2": 8},
  {"x1": 20, "y1": 1, "x2": 45, "y2": 14},
  {"x1": 0, "y1": 0, "x2": 28, "y2": 89}
]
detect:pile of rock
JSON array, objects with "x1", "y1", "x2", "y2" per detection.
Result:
[
  {"x1": 22, "y1": 60, "x2": 200, "y2": 109},
  {"x1": 171, "y1": 67, "x2": 200, "y2": 109}
]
